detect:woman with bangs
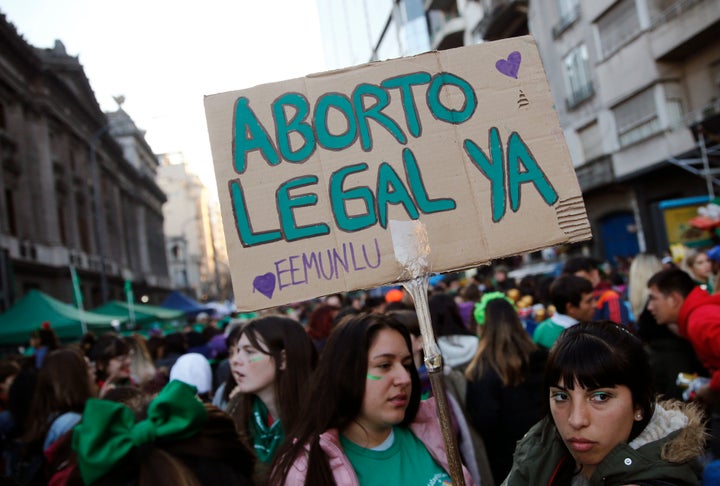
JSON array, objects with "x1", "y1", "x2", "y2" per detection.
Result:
[
  {"x1": 226, "y1": 315, "x2": 317, "y2": 485},
  {"x1": 504, "y1": 320, "x2": 706, "y2": 485},
  {"x1": 269, "y1": 312, "x2": 475, "y2": 485},
  {"x1": 89, "y1": 333, "x2": 133, "y2": 395}
]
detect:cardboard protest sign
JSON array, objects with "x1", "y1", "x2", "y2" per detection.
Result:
[{"x1": 205, "y1": 35, "x2": 591, "y2": 311}]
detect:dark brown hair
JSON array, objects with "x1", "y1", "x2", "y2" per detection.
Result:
[
  {"x1": 465, "y1": 297, "x2": 537, "y2": 386},
  {"x1": 89, "y1": 333, "x2": 130, "y2": 382},
  {"x1": 22, "y1": 348, "x2": 94, "y2": 450},
  {"x1": 269, "y1": 313, "x2": 421, "y2": 485},
  {"x1": 546, "y1": 321, "x2": 655, "y2": 441},
  {"x1": 227, "y1": 316, "x2": 317, "y2": 452}
]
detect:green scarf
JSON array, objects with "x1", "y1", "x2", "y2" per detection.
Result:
[{"x1": 249, "y1": 397, "x2": 284, "y2": 463}]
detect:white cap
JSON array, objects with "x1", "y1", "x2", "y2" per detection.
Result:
[{"x1": 169, "y1": 353, "x2": 212, "y2": 394}]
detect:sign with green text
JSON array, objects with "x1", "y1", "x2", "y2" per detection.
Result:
[{"x1": 204, "y1": 36, "x2": 591, "y2": 311}]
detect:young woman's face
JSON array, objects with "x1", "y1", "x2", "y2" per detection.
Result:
[
  {"x1": 691, "y1": 253, "x2": 712, "y2": 280},
  {"x1": 231, "y1": 333, "x2": 277, "y2": 398},
  {"x1": 357, "y1": 328, "x2": 413, "y2": 434},
  {"x1": 105, "y1": 353, "x2": 131, "y2": 380},
  {"x1": 550, "y1": 379, "x2": 641, "y2": 479}
]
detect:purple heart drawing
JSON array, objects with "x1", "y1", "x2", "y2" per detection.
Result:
[
  {"x1": 253, "y1": 272, "x2": 276, "y2": 299},
  {"x1": 496, "y1": 51, "x2": 521, "y2": 79}
]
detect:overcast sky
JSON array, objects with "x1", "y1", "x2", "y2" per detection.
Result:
[{"x1": 1, "y1": 0, "x2": 328, "y2": 198}]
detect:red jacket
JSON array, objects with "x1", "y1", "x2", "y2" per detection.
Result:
[{"x1": 677, "y1": 287, "x2": 720, "y2": 390}]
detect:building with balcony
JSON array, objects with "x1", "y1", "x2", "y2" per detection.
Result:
[
  {"x1": 317, "y1": 0, "x2": 720, "y2": 264},
  {"x1": 0, "y1": 13, "x2": 171, "y2": 312},
  {"x1": 529, "y1": 0, "x2": 720, "y2": 260},
  {"x1": 466, "y1": 0, "x2": 529, "y2": 43}
]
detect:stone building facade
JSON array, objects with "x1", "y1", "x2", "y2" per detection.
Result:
[{"x1": 0, "y1": 13, "x2": 170, "y2": 311}]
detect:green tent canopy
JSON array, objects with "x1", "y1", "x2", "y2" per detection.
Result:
[
  {"x1": 91, "y1": 301, "x2": 185, "y2": 329},
  {"x1": 0, "y1": 289, "x2": 128, "y2": 345}
]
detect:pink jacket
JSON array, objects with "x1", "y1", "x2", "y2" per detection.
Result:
[{"x1": 283, "y1": 397, "x2": 475, "y2": 485}]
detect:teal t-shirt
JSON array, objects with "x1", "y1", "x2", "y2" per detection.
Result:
[
  {"x1": 340, "y1": 426, "x2": 452, "y2": 485},
  {"x1": 532, "y1": 318, "x2": 564, "y2": 349}
]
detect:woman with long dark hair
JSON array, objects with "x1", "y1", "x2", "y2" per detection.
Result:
[
  {"x1": 6, "y1": 348, "x2": 95, "y2": 484},
  {"x1": 270, "y1": 313, "x2": 474, "y2": 485},
  {"x1": 465, "y1": 297, "x2": 547, "y2": 482},
  {"x1": 226, "y1": 315, "x2": 317, "y2": 484}
]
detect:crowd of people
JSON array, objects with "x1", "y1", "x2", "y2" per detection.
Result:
[{"x1": 0, "y1": 246, "x2": 719, "y2": 485}]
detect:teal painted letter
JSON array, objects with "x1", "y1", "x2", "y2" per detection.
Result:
[
  {"x1": 403, "y1": 148, "x2": 456, "y2": 214},
  {"x1": 376, "y1": 162, "x2": 419, "y2": 229},
  {"x1": 381, "y1": 72, "x2": 432, "y2": 138},
  {"x1": 314, "y1": 93, "x2": 357, "y2": 151},
  {"x1": 233, "y1": 97, "x2": 279, "y2": 174},
  {"x1": 427, "y1": 73, "x2": 477, "y2": 124},
  {"x1": 329, "y1": 163, "x2": 377, "y2": 232},
  {"x1": 507, "y1": 132, "x2": 558, "y2": 211},
  {"x1": 464, "y1": 128, "x2": 506, "y2": 222},
  {"x1": 230, "y1": 179, "x2": 282, "y2": 247},
  {"x1": 352, "y1": 83, "x2": 407, "y2": 151},
  {"x1": 272, "y1": 92, "x2": 316, "y2": 163},
  {"x1": 277, "y1": 175, "x2": 330, "y2": 242}
]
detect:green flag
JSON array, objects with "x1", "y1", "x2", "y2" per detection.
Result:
[
  {"x1": 70, "y1": 265, "x2": 87, "y2": 334},
  {"x1": 70, "y1": 265, "x2": 84, "y2": 308},
  {"x1": 124, "y1": 279, "x2": 135, "y2": 326}
]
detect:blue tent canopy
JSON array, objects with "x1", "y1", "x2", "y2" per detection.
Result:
[{"x1": 160, "y1": 291, "x2": 213, "y2": 318}]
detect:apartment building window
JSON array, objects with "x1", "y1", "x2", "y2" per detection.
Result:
[
  {"x1": 662, "y1": 81, "x2": 685, "y2": 128},
  {"x1": 711, "y1": 59, "x2": 720, "y2": 91},
  {"x1": 553, "y1": 0, "x2": 580, "y2": 37},
  {"x1": 564, "y1": 44, "x2": 594, "y2": 109},
  {"x1": 77, "y1": 194, "x2": 91, "y2": 253},
  {"x1": 558, "y1": 0, "x2": 578, "y2": 19},
  {"x1": 398, "y1": 0, "x2": 430, "y2": 56},
  {"x1": 57, "y1": 198, "x2": 68, "y2": 246},
  {"x1": 4, "y1": 188, "x2": 17, "y2": 236},
  {"x1": 579, "y1": 121, "x2": 604, "y2": 161},
  {"x1": 614, "y1": 88, "x2": 661, "y2": 147},
  {"x1": 597, "y1": 0, "x2": 640, "y2": 58}
]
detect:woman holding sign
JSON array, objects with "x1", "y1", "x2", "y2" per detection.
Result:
[
  {"x1": 226, "y1": 315, "x2": 317, "y2": 485},
  {"x1": 269, "y1": 313, "x2": 474, "y2": 485},
  {"x1": 504, "y1": 321, "x2": 705, "y2": 485}
]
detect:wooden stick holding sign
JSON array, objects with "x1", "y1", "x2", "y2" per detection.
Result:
[
  {"x1": 204, "y1": 34, "x2": 592, "y2": 485},
  {"x1": 391, "y1": 220, "x2": 465, "y2": 485}
]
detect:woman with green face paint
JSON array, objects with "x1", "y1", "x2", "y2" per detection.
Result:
[
  {"x1": 269, "y1": 313, "x2": 475, "y2": 486},
  {"x1": 226, "y1": 315, "x2": 317, "y2": 485}
]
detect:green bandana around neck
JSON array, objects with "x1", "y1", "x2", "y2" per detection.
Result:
[{"x1": 249, "y1": 396, "x2": 284, "y2": 463}]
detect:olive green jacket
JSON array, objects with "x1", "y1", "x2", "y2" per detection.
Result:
[{"x1": 503, "y1": 400, "x2": 705, "y2": 485}]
